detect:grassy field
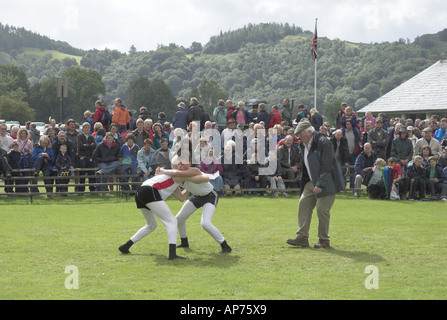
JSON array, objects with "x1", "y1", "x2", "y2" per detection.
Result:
[{"x1": 0, "y1": 193, "x2": 446, "y2": 300}]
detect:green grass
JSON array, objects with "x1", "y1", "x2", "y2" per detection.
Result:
[{"x1": 0, "y1": 194, "x2": 446, "y2": 300}]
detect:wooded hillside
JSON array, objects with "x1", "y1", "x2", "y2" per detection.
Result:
[{"x1": 1, "y1": 22, "x2": 446, "y2": 124}]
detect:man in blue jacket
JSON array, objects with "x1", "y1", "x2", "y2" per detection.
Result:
[{"x1": 172, "y1": 102, "x2": 188, "y2": 131}]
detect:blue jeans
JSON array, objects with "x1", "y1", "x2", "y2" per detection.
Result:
[
  {"x1": 121, "y1": 164, "x2": 138, "y2": 191},
  {"x1": 97, "y1": 161, "x2": 121, "y2": 191}
]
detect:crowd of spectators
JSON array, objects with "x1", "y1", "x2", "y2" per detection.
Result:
[{"x1": 1, "y1": 98, "x2": 447, "y2": 201}]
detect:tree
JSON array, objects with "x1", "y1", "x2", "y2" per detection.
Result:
[
  {"x1": 0, "y1": 65, "x2": 30, "y2": 101},
  {"x1": 194, "y1": 79, "x2": 229, "y2": 114},
  {"x1": 0, "y1": 95, "x2": 35, "y2": 123},
  {"x1": 61, "y1": 67, "x2": 105, "y2": 121}
]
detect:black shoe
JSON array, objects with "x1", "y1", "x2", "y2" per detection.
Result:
[
  {"x1": 168, "y1": 244, "x2": 188, "y2": 260},
  {"x1": 219, "y1": 240, "x2": 232, "y2": 253},
  {"x1": 119, "y1": 240, "x2": 133, "y2": 254},
  {"x1": 177, "y1": 237, "x2": 189, "y2": 248}
]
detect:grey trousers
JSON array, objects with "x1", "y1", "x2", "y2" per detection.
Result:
[{"x1": 296, "y1": 181, "x2": 336, "y2": 241}]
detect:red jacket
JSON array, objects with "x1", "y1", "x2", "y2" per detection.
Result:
[{"x1": 268, "y1": 110, "x2": 282, "y2": 128}]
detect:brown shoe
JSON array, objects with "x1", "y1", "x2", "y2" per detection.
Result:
[
  {"x1": 286, "y1": 236, "x2": 309, "y2": 247},
  {"x1": 313, "y1": 240, "x2": 330, "y2": 249}
]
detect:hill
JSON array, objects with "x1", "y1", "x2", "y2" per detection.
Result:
[{"x1": 1, "y1": 22, "x2": 447, "y2": 123}]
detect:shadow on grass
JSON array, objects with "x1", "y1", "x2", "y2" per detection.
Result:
[
  {"x1": 288, "y1": 246, "x2": 385, "y2": 263},
  {"x1": 151, "y1": 248, "x2": 241, "y2": 267}
]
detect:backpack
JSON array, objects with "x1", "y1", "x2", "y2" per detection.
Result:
[{"x1": 100, "y1": 108, "x2": 111, "y2": 128}]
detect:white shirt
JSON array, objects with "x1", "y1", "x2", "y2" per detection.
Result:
[
  {"x1": 142, "y1": 174, "x2": 179, "y2": 200},
  {"x1": 181, "y1": 178, "x2": 214, "y2": 196},
  {"x1": 303, "y1": 136, "x2": 314, "y2": 182}
]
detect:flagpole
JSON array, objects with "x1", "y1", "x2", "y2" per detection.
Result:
[{"x1": 314, "y1": 18, "x2": 318, "y2": 112}]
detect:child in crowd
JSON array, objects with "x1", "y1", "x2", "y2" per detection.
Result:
[
  {"x1": 120, "y1": 134, "x2": 139, "y2": 192},
  {"x1": 407, "y1": 155, "x2": 426, "y2": 200},
  {"x1": 55, "y1": 144, "x2": 72, "y2": 193},
  {"x1": 387, "y1": 157, "x2": 409, "y2": 200},
  {"x1": 367, "y1": 158, "x2": 387, "y2": 199}
]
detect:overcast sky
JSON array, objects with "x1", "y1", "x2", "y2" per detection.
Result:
[{"x1": 1, "y1": 0, "x2": 446, "y2": 53}]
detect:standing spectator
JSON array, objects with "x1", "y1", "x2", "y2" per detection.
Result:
[
  {"x1": 32, "y1": 135, "x2": 55, "y2": 197},
  {"x1": 55, "y1": 144, "x2": 72, "y2": 194},
  {"x1": 256, "y1": 103, "x2": 270, "y2": 126},
  {"x1": 172, "y1": 102, "x2": 188, "y2": 131},
  {"x1": 187, "y1": 97, "x2": 202, "y2": 125},
  {"x1": 82, "y1": 110, "x2": 94, "y2": 134},
  {"x1": 28, "y1": 123, "x2": 41, "y2": 147},
  {"x1": 277, "y1": 135, "x2": 299, "y2": 189},
  {"x1": 138, "y1": 106, "x2": 152, "y2": 121},
  {"x1": 0, "y1": 142, "x2": 12, "y2": 178},
  {"x1": 331, "y1": 129, "x2": 349, "y2": 172},
  {"x1": 0, "y1": 123, "x2": 13, "y2": 152},
  {"x1": 225, "y1": 100, "x2": 236, "y2": 122},
  {"x1": 281, "y1": 99, "x2": 293, "y2": 126},
  {"x1": 368, "y1": 118, "x2": 388, "y2": 160},
  {"x1": 335, "y1": 102, "x2": 347, "y2": 128},
  {"x1": 137, "y1": 138, "x2": 156, "y2": 181},
  {"x1": 6, "y1": 141, "x2": 24, "y2": 192},
  {"x1": 221, "y1": 145, "x2": 242, "y2": 196},
  {"x1": 157, "y1": 112, "x2": 167, "y2": 126},
  {"x1": 143, "y1": 119, "x2": 154, "y2": 142},
  {"x1": 77, "y1": 122, "x2": 97, "y2": 192},
  {"x1": 112, "y1": 98, "x2": 130, "y2": 133},
  {"x1": 343, "y1": 121, "x2": 358, "y2": 189},
  {"x1": 268, "y1": 105, "x2": 282, "y2": 129},
  {"x1": 231, "y1": 101, "x2": 253, "y2": 130},
  {"x1": 310, "y1": 108, "x2": 324, "y2": 132},
  {"x1": 362, "y1": 111, "x2": 376, "y2": 130},
  {"x1": 295, "y1": 104, "x2": 311, "y2": 124},
  {"x1": 93, "y1": 100, "x2": 110, "y2": 132},
  {"x1": 128, "y1": 111, "x2": 137, "y2": 131},
  {"x1": 132, "y1": 118, "x2": 151, "y2": 149},
  {"x1": 212, "y1": 100, "x2": 227, "y2": 133},
  {"x1": 391, "y1": 127, "x2": 413, "y2": 171},
  {"x1": 287, "y1": 120, "x2": 344, "y2": 249},
  {"x1": 9, "y1": 126, "x2": 19, "y2": 140},
  {"x1": 120, "y1": 134, "x2": 139, "y2": 192}
]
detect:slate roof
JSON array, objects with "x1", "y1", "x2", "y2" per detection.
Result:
[{"x1": 358, "y1": 60, "x2": 447, "y2": 114}]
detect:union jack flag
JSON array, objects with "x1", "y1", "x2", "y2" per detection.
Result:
[{"x1": 311, "y1": 21, "x2": 317, "y2": 61}]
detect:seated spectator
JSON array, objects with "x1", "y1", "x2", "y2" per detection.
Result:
[
  {"x1": 32, "y1": 135, "x2": 55, "y2": 197},
  {"x1": 55, "y1": 144, "x2": 72, "y2": 194},
  {"x1": 120, "y1": 134, "x2": 139, "y2": 192},
  {"x1": 150, "y1": 138, "x2": 171, "y2": 172},
  {"x1": 265, "y1": 150, "x2": 287, "y2": 197},
  {"x1": 244, "y1": 153, "x2": 267, "y2": 196},
  {"x1": 425, "y1": 156, "x2": 445, "y2": 200},
  {"x1": 273, "y1": 124, "x2": 284, "y2": 144},
  {"x1": 366, "y1": 158, "x2": 387, "y2": 200},
  {"x1": 93, "y1": 132, "x2": 122, "y2": 192},
  {"x1": 77, "y1": 122, "x2": 96, "y2": 192},
  {"x1": 132, "y1": 118, "x2": 151, "y2": 149},
  {"x1": 109, "y1": 123, "x2": 125, "y2": 147},
  {"x1": 414, "y1": 127, "x2": 442, "y2": 160},
  {"x1": 221, "y1": 145, "x2": 242, "y2": 196},
  {"x1": 137, "y1": 138, "x2": 156, "y2": 181},
  {"x1": 198, "y1": 148, "x2": 224, "y2": 194},
  {"x1": 193, "y1": 137, "x2": 210, "y2": 166},
  {"x1": 277, "y1": 135, "x2": 299, "y2": 188},
  {"x1": 407, "y1": 155, "x2": 426, "y2": 201},
  {"x1": 419, "y1": 145, "x2": 433, "y2": 167},
  {"x1": 354, "y1": 142, "x2": 377, "y2": 197},
  {"x1": 152, "y1": 123, "x2": 172, "y2": 150},
  {"x1": 438, "y1": 146, "x2": 447, "y2": 169},
  {"x1": 388, "y1": 157, "x2": 409, "y2": 200}
]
